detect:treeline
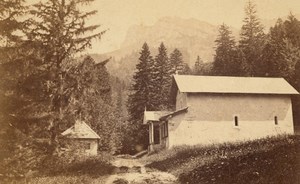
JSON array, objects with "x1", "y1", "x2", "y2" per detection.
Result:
[
  {"x1": 128, "y1": 1, "x2": 300, "y2": 151},
  {"x1": 210, "y1": 1, "x2": 300, "y2": 81}
]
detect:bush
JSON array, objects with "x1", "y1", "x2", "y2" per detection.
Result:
[{"x1": 39, "y1": 150, "x2": 115, "y2": 177}]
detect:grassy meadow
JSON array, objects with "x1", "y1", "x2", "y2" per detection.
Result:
[{"x1": 142, "y1": 135, "x2": 300, "y2": 184}]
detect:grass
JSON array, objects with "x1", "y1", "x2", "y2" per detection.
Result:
[
  {"x1": 29, "y1": 175, "x2": 109, "y2": 184},
  {"x1": 1, "y1": 152, "x2": 116, "y2": 184},
  {"x1": 142, "y1": 135, "x2": 300, "y2": 184}
]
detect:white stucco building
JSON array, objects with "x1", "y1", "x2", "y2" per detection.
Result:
[
  {"x1": 144, "y1": 75, "x2": 299, "y2": 152},
  {"x1": 61, "y1": 120, "x2": 100, "y2": 155}
]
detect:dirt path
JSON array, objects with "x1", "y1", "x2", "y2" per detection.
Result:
[{"x1": 105, "y1": 158, "x2": 178, "y2": 184}]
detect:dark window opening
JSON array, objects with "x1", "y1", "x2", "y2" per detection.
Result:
[
  {"x1": 154, "y1": 125, "x2": 160, "y2": 144},
  {"x1": 84, "y1": 143, "x2": 91, "y2": 150},
  {"x1": 165, "y1": 122, "x2": 168, "y2": 137},
  {"x1": 234, "y1": 116, "x2": 238, "y2": 126},
  {"x1": 161, "y1": 122, "x2": 168, "y2": 138},
  {"x1": 275, "y1": 116, "x2": 278, "y2": 125}
]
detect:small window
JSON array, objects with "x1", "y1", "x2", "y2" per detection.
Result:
[
  {"x1": 274, "y1": 116, "x2": 278, "y2": 125},
  {"x1": 84, "y1": 143, "x2": 91, "y2": 150},
  {"x1": 234, "y1": 116, "x2": 239, "y2": 126}
]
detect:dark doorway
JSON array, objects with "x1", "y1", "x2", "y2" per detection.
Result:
[{"x1": 153, "y1": 125, "x2": 160, "y2": 144}]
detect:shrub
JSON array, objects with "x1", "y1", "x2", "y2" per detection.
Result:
[{"x1": 39, "y1": 150, "x2": 115, "y2": 176}]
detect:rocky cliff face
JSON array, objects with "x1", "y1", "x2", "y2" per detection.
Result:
[
  {"x1": 90, "y1": 17, "x2": 239, "y2": 82},
  {"x1": 121, "y1": 17, "x2": 222, "y2": 63}
]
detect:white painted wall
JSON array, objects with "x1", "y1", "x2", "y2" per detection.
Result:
[
  {"x1": 168, "y1": 93, "x2": 294, "y2": 148},
  {"x1": 176, "y1": 91, "x2": 187, "y2": 110},
  {"x1": 86, "y1": 140, "x2": 98, "y2": 155},
  {"x1": 67, "y1": 139, "x2": 98, "y2": 156}
]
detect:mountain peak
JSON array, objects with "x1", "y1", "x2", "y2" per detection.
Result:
[{"x1": 121, "y1": 16, "x2": 223, "y2": 62}]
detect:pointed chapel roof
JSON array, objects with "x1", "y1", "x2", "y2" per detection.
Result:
[{"x1": 61, "y1": 120, "x2": 100, "y2": 139}]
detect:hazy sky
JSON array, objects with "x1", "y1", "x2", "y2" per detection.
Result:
[{"x1": 29, "y1": 0, "x2": 300, "y2": 54}]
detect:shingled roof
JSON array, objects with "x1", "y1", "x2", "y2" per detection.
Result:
[
  {"x1": 174, "y1": 75, "x2": 299, "y2": 95},
  {"x1": 61, "y1": 120, "x2": 100, "y2": 139}
]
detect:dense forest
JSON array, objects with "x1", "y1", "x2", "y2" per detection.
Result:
[{"x1": 1, "y1": 0, "x2": 300, "y2": 179}]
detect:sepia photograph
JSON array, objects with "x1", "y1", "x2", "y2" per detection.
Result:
[{"x1": 0, "y1": 0, "x2": 300, "y2": 183}]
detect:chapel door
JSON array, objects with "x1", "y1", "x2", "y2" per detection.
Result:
[{"x1": 153, "y1": 124, "x2": 160, "y2": 144}]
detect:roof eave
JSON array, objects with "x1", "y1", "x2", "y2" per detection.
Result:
[{"x1": 159, "y1": 107, "x2": 189, "y2": 121}]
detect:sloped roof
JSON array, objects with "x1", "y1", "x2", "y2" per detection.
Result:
[
  {"x1": 143, "y1": 111, "x2": 170, "y2": 124},
  {"x1": 61, "y1": 120, "x2": 100, "y2": 139},
  {"x1": 143, "y1": 107, "x2": 189, "y2": 124},
  {"x1": 159, "y1": 107, "x2": 189, "y2": 121},
  {"x1": 174, "y1": 75, "x2": 299, "y2": 95}
]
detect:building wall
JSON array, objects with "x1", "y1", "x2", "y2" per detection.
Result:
[
  {"x1": 168, "y1": 93, "x2": 294, "y2": 147},
  {"x1": 176, "y1": 91, "x2": 187, "y2": 110},
  {"x1": 87, "y1": 139, "x2": 98, "y2": 155},
  {"x1": 66, "y1": 139, "x2": 98, "y2": 156}
]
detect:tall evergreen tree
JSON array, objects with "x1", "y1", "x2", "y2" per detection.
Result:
[
  {"x1": 284, "y1": 14, "x2": 300, "y2": 47},
  {"x1": 27, "y1": 0, "x2": 105, "y2": 146},
  {"x1": 283, "y1": 15, "x2": 300, "y2": 84},
  {"x1": 169, "y1": 48, "x2": 185, "y2": 74},
  {"x1": 193, "y1": 56, "x2": 204, "y2": 75},
  {"x1": 261, "y1": 16, "x2": 300, "y2": 81},
  {"x1": 213, "y1": 24, "x2": 243, "y2": 76},
  {"x1": 261, "y1": 19, "x2": 290, "y2": 78},
  {"x1": 150, "y1": 42, "x2": 169, "y2": 110},
  {"x1": 127, "y1": 43, "x2": 153, "y2": 152},
  {"x1": 239, "y1": 0, "x2": 265, "y2": 76}
]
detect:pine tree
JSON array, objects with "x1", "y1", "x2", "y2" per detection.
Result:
[
  {"x1": 260, "y1": 19, "x2": 288, "y2": 77},
  {"x1": 239, "y1": 0, "x2": 265, "y2": 76},
  {"x1": 169, "y1": 48, "x2": 186, "y2": 74},
  {"x1": 27, "y1": 0, "x2": 105, "y2": 146},
  {"x1": 284, "y1": 14, "x2": 300, "y2": 47},
  {"x1": 261, "y1": 16, "x2": 300, "y2": 81},
  {"x1": 193, "y1": 56, "x2": 204, "y2": 75},
  {"x1": 127, "y1": 43, "x2": 153, "y2": 152},
  {"x1": 150, "y1": 42, "x2": 169, "y2": 110},
  {"x1": 283, "y1": 15, "x2": 300, "y2": 83},
  {"x1": 213, "y1": 24, "x2": 243, "y2": 76}
]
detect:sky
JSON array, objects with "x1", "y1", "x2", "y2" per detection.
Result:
[{"x1": 29, "y1": 0, "x2": 300, "y2": 54}]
